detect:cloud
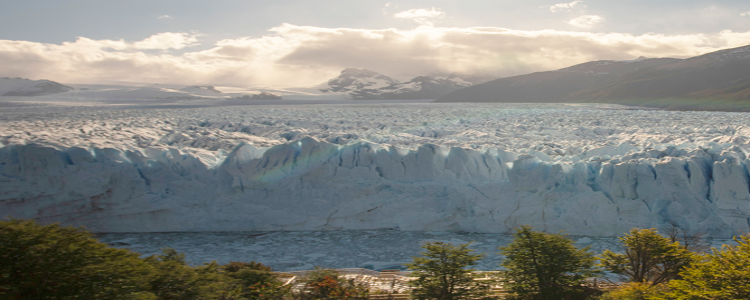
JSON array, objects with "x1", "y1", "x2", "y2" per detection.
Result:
[
  {"x1": 741, "y1": 11, "x2": 750, "y2": 17},
  {"x1": 568, "y1": 15, "x2": 605, "y2": 29},
  {"x1": 157, "y1": 15, "x2": 173, "y2": 19},
  {"x1": 393, "y1": 8, "x2": 445, "y2": 26},
  {"x1": 133, "y1": 32, "x2": 199, "y2": 50},
  {"x1": 546, "y1": 1, "x2": 585, "y2": 12},
  {"x1": 2, "y1": 25, "x2": 750, "y2": 87}
]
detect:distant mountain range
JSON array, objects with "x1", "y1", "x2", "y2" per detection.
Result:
[
  {"x1": 437, "y1": 44, "x2": 750, "y2": 108},
  {"x1": 0, "y1": 78, "x2": 73, "y2": 96},
  {"x1": 7, "y1": 44, "x2": 750, "y2": 107},
  {"x1": 319, "y1": 68, "x2": 495, "y2": 100},
  {"x1": 0, "y1": 79, "x2": 284, "y2": 101}
]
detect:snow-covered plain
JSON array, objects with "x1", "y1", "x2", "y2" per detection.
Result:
[{"x1": 3, "y1": 102, "x2": 750, "y2": 238}]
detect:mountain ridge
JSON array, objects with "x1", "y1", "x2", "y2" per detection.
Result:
[
  {"x1": 320, "y1": 68, "x2": 495, "y2": 100},
  {"x1": 436, "y1": 44, "x2": 750, "y2": 109}
]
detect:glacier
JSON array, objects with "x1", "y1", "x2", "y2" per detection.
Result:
[{"x1": 2, "y1": 102, "x2": 750, "y2": 238}]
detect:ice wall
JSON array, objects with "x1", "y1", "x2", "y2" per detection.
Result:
[{"x1": 2, "y1": 138, "x2": 749, "y2": 237}]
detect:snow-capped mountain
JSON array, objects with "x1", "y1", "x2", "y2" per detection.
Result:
[
  {"x1": 320, "y1": 68, "x2": 398, "y2": 93},
  {"x1": 320, "y1": 68, "x2": 494, "y2": 100},
  {"x1": 179, "y1": 85, "x2": 223, "y2": 95},
  {"x1": 0, "y1": 77, "x2": 73, "y2": 96}
]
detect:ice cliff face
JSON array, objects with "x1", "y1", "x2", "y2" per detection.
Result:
[
  {"x1": 1, "y1": 138, "x2": 748, "y2": 237},
  {"x1": 2, "y1": 103, "x2": 750, "y2": 237}
]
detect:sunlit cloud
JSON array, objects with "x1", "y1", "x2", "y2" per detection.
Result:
[
  {"x1": 157, "y1": 15, "x2": 173, "y2": 19},
  {"x1": 741, "y1": 11, "x2": 750, "y2": 17},
  {"x1": 133, "y1": 32, "x2": 198, "y2": 50},
  {"x1": 546, "y1": 1, "x2": 585, "y2": 12},
  {"x1": 568, "y1": 15, "x2": 605, "y2": 29},
  {"x1": 2, "y1": 25, "x2": 750, "y2": 87},
  {"x1": 393, "y1": 8, "x2": 445, "y2": 26}
]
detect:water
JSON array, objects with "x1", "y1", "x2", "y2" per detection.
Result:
[{"x1": 97, "y1": 230, "x2": 630, "y2": 271}]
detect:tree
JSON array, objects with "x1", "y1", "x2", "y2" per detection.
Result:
[
  {"x1": 600, "y1": 228, "x2": 694, "y2": 286},
  {"x1": 296, "y1": 267, "x2": 368, "y2": 300},
  {"x1": 223, "y1": 261, "x2": 289, "y2": 300},
  {"x1": 0, "y1": 218, "x2": 152, "y2": 300},
  {"x1": 143, "y1": 248, "x2": 240, "y2": 300},
  {"x1": 405, "y1": 241, "x2": 489, "y2": 300},
  {"x1": 655, "y1": 234, "x2": 750, "y2": 299},
  {"x1": 660, "y1": 222, "x2": 709, "y2": 253},
  {"x1": 499, "y1": 225, "x2": 600, "y2": 300},
  {"x1": 598, "y1": 282, "x2": 668, "y2": 300}
]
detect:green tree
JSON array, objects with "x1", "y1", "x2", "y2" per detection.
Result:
[
  {"x1": 598, "y1": 282, "x2": 668, "y2": 300},
  {"x1": 655, "y1": 234, "x2": 750, "y2": 299},
  {"x1": 600, "y1": 228, "x2": 694, "y2": 286},
  {"x1": 0, "y1": 218, "x2": 152, "y2": 300},
  {"x1": 406, "y1": 241, "x2": 489, "y2": 300},
  {"x1": 143, "y1": 248, "x2": 240, "y2": 300},
  {"x1": 499, "y1": 225, "x2": 600, "y2": 300},
  {"x1": 223, "y1": 261, "x2": 289, "y2": 300}
]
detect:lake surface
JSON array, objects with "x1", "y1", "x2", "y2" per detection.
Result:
[{"x1": 98, "y1": 230, "x2": 636, "y2": 271}]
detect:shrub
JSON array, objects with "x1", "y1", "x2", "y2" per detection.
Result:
[{"x1": 0, "y1": 218, "x2": 152, "y2": 300}]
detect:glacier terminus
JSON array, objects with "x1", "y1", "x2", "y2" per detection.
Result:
[{"x1": 2, "y1": 102, "x2": 750, "y2": 238}]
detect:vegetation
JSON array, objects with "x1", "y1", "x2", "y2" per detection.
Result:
[
  {"x1": 406, "y1": 241, "x2": 489, "y2": 300},
  {"x1": 0, "y1": 218, "x2": 152, "y2": 300},
  {"x1": 296, "y1": 267, "x2": 368, "y2": 300},
  {"x1": 499, "y1": 225, "x2": 601, "y2": 300},
  {"x1": 142, "y1": 248, "x2": 241, "y2": 300},
  {"x1": 0, "y1": 218, "x2": 280, "y2": 300},
  {"x1": 598, "y1": 282, "x2": 667, "y2": 300},
  {"x1": 600, "y1": 228, "x2": 694, "y2": 286},
  {"x1": 223, "y1": 261, "x2": 289, "y2": 299},
  {"x1": 5, "y1": 218, "x2": 750, "y2": 299},
  {"x1": 655, "y1": 234, "x2": 750, "y2": 299}
]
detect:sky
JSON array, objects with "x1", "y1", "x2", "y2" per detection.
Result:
[{"x1": 1, "y1": 0, "x2": 750, "y2": 87}]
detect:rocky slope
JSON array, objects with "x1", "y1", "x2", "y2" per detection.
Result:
[
  {"x1": 571, "y1": 45, "x2": 750, "y2": 101},
  {"x1": 435, "y1": 58, "x2": 679, "y2": 103},
  {"x1": 437, "y1": 44, "x2": 750, "y2": 105}
]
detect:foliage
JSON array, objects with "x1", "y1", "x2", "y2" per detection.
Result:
[
  {"x1": 143, "y1": 248, "x2": 241, "y2": 300},
  {"x1": 499, "y1": 225, "x2": 601, "y2": 300},
  {"x1": 223, "y1": 261, "x2": 290, "y2": 299},
  {"x1": 296, "y1": 267, "x2": 368, "y2": 300},
  {"x1": 0, "y1": 218, "x2": 153, "y2": 300},
  {"x1": 655, "y1": 234, "x2": 750, "y2": 299},
  {"x1": 600, "y1": 228, "x2": 694, "y2": 286},
  {"x1": 0, "y1": 218, "x2": 305, "y2": 300},
  {"x1": 406, "y1": 241, "x2": 489, "y2": 300},
  {"x1": 244, "y1": 281, "x2": 291, "y2": 300},
  {"x1": 598, "y1": 282, "x2": 667, "y2": 300}
]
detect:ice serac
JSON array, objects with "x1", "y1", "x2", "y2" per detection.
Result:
[{"x1": 2, "y1": 138, "x2": 750, "y2": 237}]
